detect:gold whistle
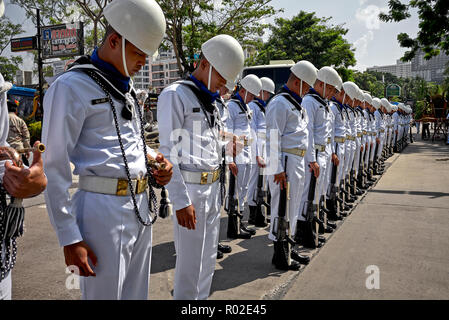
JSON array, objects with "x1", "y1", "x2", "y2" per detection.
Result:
[
  {"x1": 16, "y1": 143, "x2": 46, "y2": 154},
  {"x1": 147, "y1": 155, "x2": 166, "y2": 170}
]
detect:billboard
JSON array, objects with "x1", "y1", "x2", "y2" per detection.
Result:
[
  {"x1": 11, "y1": 36, "x2": 37, "y2": 52},
  {"x1": 41, "y1": 22, "x2": 84, "y2": 59},
  {"x1": 386, "y1": 84, "x2": 401, "y2": 97}
]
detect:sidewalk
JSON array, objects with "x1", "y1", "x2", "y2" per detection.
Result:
[{"x1": 12, "y1": 134, "x2": 449, "y2": 300}]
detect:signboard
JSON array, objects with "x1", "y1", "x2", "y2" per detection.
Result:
[
  {"x1": 52, "y1": 59, "x2": 76, "y2": 75},
  {"x1": 386, "y1": 84, "x2": 401, "y2": 97},
  {"x1": 41, "y1": 22, "x2": 84, "y2": 59},
  {"x1": 11, "y1": 36, "x2": 37, "y2": 52}
]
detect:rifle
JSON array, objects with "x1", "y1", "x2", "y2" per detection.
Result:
[
  {"x1": 225, "y1": 170, "x2": 242, "y2": 238},
  {"x1": 303, "y1": 157, "x2": 321, "y2": 248},
  {"x1": 272, "y1": 156, "x2": 296, "y2": 268},
  {"x1": 254, "y1": 168, "x2": 270, "y2": 210},
  {"x1": 326, "y1": 152, "x2": 339, "y2": 220}
]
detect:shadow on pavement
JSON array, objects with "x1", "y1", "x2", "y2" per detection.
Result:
[{"x1": 369, "y1": 189, "x2": 449, "y2": 199}]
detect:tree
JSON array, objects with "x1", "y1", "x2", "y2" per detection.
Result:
[
  {"x1": 0, "y1": 15, "x2": 25, "y2": 81},
  {"x1": 379, "y1": 0, "x2": 449, "y2": 61},
  {"x1": 252, "y1": 11, "x2": 356, "y2": 69},
  {"x1": 160, "y1": 0, "x2": 280, "y2": 74}
]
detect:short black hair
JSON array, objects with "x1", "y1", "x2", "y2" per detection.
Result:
[
  {"x1": 7, "y1": 99, "x2": 17, "y2": 113},
  {"x1": 100, "y1": 25, "x2": 121, "y2": 47}
]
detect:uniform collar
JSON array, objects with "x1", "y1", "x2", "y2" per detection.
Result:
[
  {"x1": 282, "y1": 85, "x2": 303, "y2": 104},
  {"x1": 255, "y1": 97, "x2": 266, "y2": 107},
  {"x1": 90, "y1": 47, "x2": 130, "y2": 92},
  {"x1": 331, "y1": 96, "x2": 343, "y2": 108},
  {"x1": 189, "y1": 75, "x2": 220, "y2": 103}
]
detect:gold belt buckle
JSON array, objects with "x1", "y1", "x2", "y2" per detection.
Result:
[
  {"x1": 116, "y1": 179, "x2": 129, "y2": 196},
  {"x1": 201, "y1": 172, "x2": 209, "y2": 185},
  {"x1": 136, "y1": 177, "x2": 148, "y2": 194},
  {"x1": 327, "y1": 137, "x2": 331, "y2": 144},
  {"x1": 212, "y1": 169, "x2": 220, "y2": 183},
  {"x1": 300, "y1": 149, "x2": 306, "y2": 157}
]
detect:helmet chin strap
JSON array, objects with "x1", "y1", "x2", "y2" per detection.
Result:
[
  {"x1": 300, "y1": 80, "x2": 303, "y2": 97},
  {"x1": 323, "y1": 82, "x2": 326, "y2": 99},
  {"x1": 244, "y1": 90, "x2": 248, "y2": 103},
  {"x1": 342, "y1": 93, "x2": 346, "y2": 105},
  {"x1": 122, "y1": 37, "x2": 130, "y2": 78},
  {"x1": 207, "y1": 65, "x2": 212, "y2": 91}
]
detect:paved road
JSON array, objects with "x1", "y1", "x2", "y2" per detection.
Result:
[{"x1": 10, "y1": 132, "x2": 449, "y2": 300}]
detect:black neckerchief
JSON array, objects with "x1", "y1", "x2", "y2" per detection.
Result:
[
  {"x1": 277, "y1": 86, "x2": 304, "y2": 118},
  {"x1": 330, "y1": 97, "x2": 345, "y2": 121},
  {"x1": 67, "y1": 56, "x2": 137, "y2": 120},
  {"x1": 357, "y1": 106, "x2": 365, "y2": 118},
  {"x1": 252, "y1": 99, "x2": 266, "y2": 114},
  {"x1": 306, "y1": 88, "x2": 328, "y2": 112},
  {"x1": 230, "y1": 93, "x2": 252, "y2": 121},
  {"x1": 178, "y1": 79, "x2": 216, "y2": 129}
]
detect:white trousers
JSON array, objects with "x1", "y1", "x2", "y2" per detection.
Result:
[
  {"x1": 268, "y1": 153, "x2": 306, "y2": 240},
  {"x1": 236, "y1": 163, "x2": 251, "y2": 212},
  {"x1": 247, "y1": 163, "x2": 259, "y2": 207},
  {"x1": 319, "y1": 145, "x2": 332, "y2": 198},
  {"x1": 173, "y1": 181, "x2": 221, "y2": 300},
  {"x1": 344, "y1": 140, "x2": 354, "y2": 176},
  {"x1": 365, "y1": 136, "x2": 372, "y2": 166},
  {"x1": 335, "y1": 142, "x2": 346, "y2": 186},
  {"x1": 0, "y1": 272, "x2": 11, "y2": 300},
  {"x1": 74, "y1": 190, "x2": 153, "y2": 300},
  {"x1": 353, "y1": 137, "x2": 362, "y2": 175}
]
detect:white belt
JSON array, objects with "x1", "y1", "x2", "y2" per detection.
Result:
[
  {"x1": 181, "y1": 168, "x2": 221, "y2": 185},
  {"x1": 79, "y1": 175, "x2": 148, "y2": 196}
]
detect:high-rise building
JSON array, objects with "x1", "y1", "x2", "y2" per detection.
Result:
[
  {"x1": 366, "y1": 60, "x2": 412, "y2": 79},
  {"x1": 410, "y1": 50, "x2": 449, "y2": 84}
]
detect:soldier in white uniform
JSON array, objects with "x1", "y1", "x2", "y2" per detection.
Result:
[
  {"x1": 0, "y1": 0, "x2": 47, "y2": 301},
  {"x1": 296, "y1": 67, "x2": 342, "y2": 249},
  {"x1": 43, "y1": 0, "x2": 173, "y2": 300},
  {"x1": 327, "y1": 89, "x2": 347, "y2": 221},
  {"x1": 266, "y1": 60, "x2": 317, "y2": 270},
  {"x1": 226, "y1": 74, "x2": 262, "y2": 237},
  {"x1": 350, "y1": 89, "x2": 365, "y2": 198},
  {"x1": 158, "y1": 34, "x2": 244, "y2": 300},
  {"x1": 367, "y1": 98, "x2": 378, "y2": 181},
  {"x1": 247, "y1": 77, "x2": 274, "y2": 228}
]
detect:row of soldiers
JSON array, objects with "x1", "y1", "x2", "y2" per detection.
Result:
[{"x1": 211, "y1": 62, "x2": 415, "y2": 271}]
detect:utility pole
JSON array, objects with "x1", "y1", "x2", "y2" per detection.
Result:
[{"x1": 36, "y1": 8, "x2": 44, "y2": 114}]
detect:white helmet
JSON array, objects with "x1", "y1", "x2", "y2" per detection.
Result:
[
  {"x1": 103, "y1": 0, "x2": 166, "y2": 77},
  {"x1": 260, "y1": 77, "x2": 275, "y2": 94},
  {"x1": 380, "y1": 98, "x2": 390, "y2": 110},
  {"x1": 202, "y1": 34, "x2": 244, "y2": 85},
  {"x1": 364, "y1": 93, "x2": 374, "y2": 106},
  {"x1": 397, "y1": 103, "x2": 405, "y2": 111},
  {"x1": 290, "y1": 60, "x2": 318, "y2": 94},
  {"x1": 240, "y1": 74, "x2": 262, "y2": 96},
  {"x1": 225, "y1": 80, "x2": 236, "y2": 92},
  {"x1": 356, "y1": 89, "x2": 365, "y2": 103},
  {"x1": 342, "y1": 81, "x2": 358, "y2": 102},
  {"x1": 317, "y1": 66, "x2": 343, "y2": 92},
  {"x1": 372, "y1": 97, "x2": 382, "y2": 110},
  {"x1": 0, "y1": 0, "x2": 4, "y2": 18}
]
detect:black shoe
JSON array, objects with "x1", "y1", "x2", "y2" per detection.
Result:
[
  {"x1": 327, "y1": 221, "x2": 337, "y2": 229},
  {"x1": 241, "y1": 224, "x2": 256, "y2": 235},
  {"x1": 272, "y1": 241, "x2": 301, "y2": 271},
  {"x1": 318, "y1": 235, "x2": 326, "y2": 243},
  {"x1": 255, "y1": 206, "x2": 268, "y2": 227},
  {"x1": 324, "y1": 226, "x2": 334, "y2": 233},
  {"x1": 217, "y1": 250, "x2": 224, "y2": 259},
  {"x1": 218, "y1": 243, "x2": 232, "y2": 253},
  {"x1": 290, "y1": 249, "x2": 310, "y2": 265},
  {"x1": 355, "y1": 188, "x2": 363, "y2": 196}
]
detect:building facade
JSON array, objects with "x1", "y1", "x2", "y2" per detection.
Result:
[
  {"x1": 410, "y1": 50, "x2": 449, "y2": 84},
  {"x1": 367, "y1": 60, "x2": 412, "y2": 79}
]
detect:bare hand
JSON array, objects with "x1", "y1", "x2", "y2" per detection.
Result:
[
  {"x1": 376, "y1": 138, "x2": 380, "y2": 144},
  {"x1": 176, "y1": 204, "x2": 197, "y2": 230},
  {"x1": 3, "y1": 141, "x2": 47, "y2": 198},
  {"x1": 309, "y1": 161, "x2": 320, "y2": 178},
  {"x1": 256, "y1": 156, "x2": 266, "y2": 168},
  {"x1": 361, "y1": 145, "x2": 364, "y2": 152},
  {"x1": 63, "y1": 241, "x2": 97, "y2": 277},
  {"x1": 151, "y1": 153, "x2": 173, "y2": 186},
  {"x1": 331, "y1": 153, "x2": 339, "y2": 166},
  {"x1": 274, "y1": 172, "x2": 287, "y2": 190},
  {"x1": 228, "y1": 163, "x2": 238, "y2": 176}
]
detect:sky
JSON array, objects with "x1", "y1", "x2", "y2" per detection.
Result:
[{"x1": 2, "y1": 0, "x2": 420, "y2": 73}]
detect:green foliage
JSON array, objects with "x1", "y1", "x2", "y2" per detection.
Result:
[
  {"x1": 0, "y1": 56, "x2": 23, "y2": 82},
  {"x1": 379, "y1": 0, "x2": 449, "y2": 61},
  {"x1": 159, "y1": 0, "x2": 280, "y2": 74},
  {"x1": 252, "y1": 11, "x2": 356, "y2": 69},
  {"x1": 27, "y1": 121, "x2": 42, "y2": 145}
]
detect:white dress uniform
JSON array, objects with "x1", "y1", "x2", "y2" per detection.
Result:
[
  {"x1": 42, "y1": 60, "x2": 158, "y2": 300},
  {"x1": 392, "y1": 111, "x2": 399, "y2": 148},
  {"x1": 157, "y1": 76, "x2": 223, "y2": 300},
  {"x1": 329, "y1": 98, "x2": 346, "y2": 190},
  {"x1": 369, "y1": 110, "x2": 377, "y2": 163},
  {"x1": 374, "y1": 109, "x2": 385, "y2": 158},
  {"x1": 266, "y1": 87, "x2": 309, "y2": 240},
  {"x1": 343, "y1": 105, "x2": 355, "y2": 179},
  {"x1": 226, "y1": 94, "x2": 253, "y2": 213},
  {"x1": 320, "y1": 101, "x2": 334, "y2": 199},
  {"x1": 0, "y1": 72, "x2": 12, "y2": 300},
  {"x1": 298, "y1": 89, "x2": 329, "y2": 222},
  {"x1": 352, "y1": 105, "x2": 362, "y2": 177},
  {"x1": 247, "y1": 99, "x2": 266, "y2": 207}
]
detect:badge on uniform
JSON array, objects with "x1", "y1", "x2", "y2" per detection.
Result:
[
  {"x1": 91, "y1": 97, "x2": 109, "y2": 105},
  {"x1": 193, "y1": 107, "x2": 201, "y2": 113}
]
